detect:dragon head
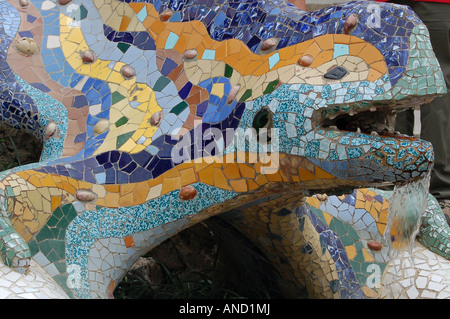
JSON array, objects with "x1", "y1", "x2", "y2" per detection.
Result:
[{"x1": 0, "y1": 0, "x2": 446, "y2": 298}]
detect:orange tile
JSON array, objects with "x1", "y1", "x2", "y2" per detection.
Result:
[
  {"x1": 315, "y1": 34, "x2": 334, "y2": 51},
  {"x1": 61, "y1": 181, "x2": 76, "y2": 194},
  {"x1": 40, "y1": 174, "x2": 56, "y2": 187},
  {"x1": 104, "y1": 192, "x2": 120, "y2": 208},
  {"x1": 229, "y1": 179, "x2": 248, "y2": 192},
  {"x1": 119, "y1": 192, "x2": 134, "y2": 207},
  {"x1": 349, "y1": 43, "x2": 367, "y2": 56},
  {"x1": 150, "y1": 19, "x2": 166, "y2": 35},
  {"x1": 247, "y1": 179, "x2": 259, "y2": 191},
  {"x1": 359, "y1": 45, "x2": 383, "y2": 65},
  {"x1": 215, "y1": 42, "x2": 228, "y2": 60},
  {"x1": 223, "y1": 164, "x2": 241, "y2": 179},
  {"x1": 120, "y1": 183, "x2": 135, "y2": 196},
  {"x1": 303, "y1": 41, "x2": 321, "y2": 58},
  {"x1": 119, "y1": 16, "x2": 131, "y2": 31},
  {"x1": 128, "y1": 2, "x2": 145, "y2": 13},
  {"x1": 367, "y1": 69, "x2": 383, "y2": 82},
  {"x1": 266, "y1": 172, "x2": 282, "y2": 182},
  {"x1": 198, "y1": 165, "x2": 214, "y2": 185},
  {"x1": 298, "y1": 168, "x2": 315, "y2": 181},
  {"x1": 255, "y1": 174, "x2": 269, "y2": 186},
  {"x1": 161, "y1": 176, "x2": 181, "y2": 195},
  {"x1": 212, "y1": 168, "x2": 232, "y2": 190},
  {"x1": 239, "y1": 164, "x2": 256, "y2": 179},
  {"x1": 28, "y1": 175, "x2": 42, "y2": 187},
  {"x1": 105, "y1": 184, "x2": 120, "y2": 193},
  {"x1": 334, "y1": 34, "x2": 351, "y2": 44},
  {"x1": 133, "y1": 182, "x2": 150, "y2": 204},
  {"x1": 173, "y1": 33, "x2": 189, "y2": 52},
  {"x1": 51, "y1": 196, "x2": 62, "y2": 212},
  {"x1": 311, "y1": 50, "x2": 333, "y2": 68},
  {"x1": 124, "y1": 236, "x2": 135, "y2": 248},
  {"x1": 314, "y1": 167, "x2": 335, "y2": 179},
  {"x1": 180, "y1": 167, "x2": 198, "y2": 186}
]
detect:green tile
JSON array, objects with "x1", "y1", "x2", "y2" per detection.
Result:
[
  {"x1": 239, "y1": 89, "x2": 252, "y2": 101},
  {"x1": 224, "y1": 64, "x2": 233, "y2": 78},
  {"x1": 117, "y1": 42, "x2": 131, "y2": 53},
  {"x1": 263, "y1": 79, "x2": 280, "y2": 94},
  {"x1": 112, "y1": 91, "x2": 126, "y2": 104},
  {"x1": 116, "y1": 131, "x2": 135, "y2": 149},
  {"x1": 115, "y1": 116, "x2": 129, "y2": 127},
  {"x1": 153, "y1": 76, "x2": 171, "y2": 92},
  {"x1": 170, "y1": 101, "x2": 188, "y2": 115}
]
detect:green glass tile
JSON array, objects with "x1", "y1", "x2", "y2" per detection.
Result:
[
  {"x1": 116, "y1": 131, "x2": 135, "y2": 149},
  {"x1": 112, "y1": 91, "x2": 126, "y2": 104},
  {"x1": 348, "y1": 226, "x2": 360, "y2": 241},
  {"x1": 340, "y1": 235, "x2": 354, "y2": 246},
  {"x1": 263, "y1": 79, "x2": 280, "y2": 94},
  {"x1": 329, "y1": 217, "x2": 347, "y2": 236},
  {"x1": 28, "y1": 240, "x2": 39, "y2": 256},
  {"x1": 49, "y1": 239, "x2": 65, "y2": 259},
  {"x1": 224, "y1": 64, "x2": 233, "y2": 78},
  {"x1": 115, "y1": 116, "x2": 129, "y2": 127},
  {"x1": 38, "y1": 239, "x2": 52, "y2": 256},
  {"x1": 47, "y1": 215, "x2": 59, "y2": 228},
  {"x1": 239, "y1": 89, "x2": 252, "y2": 101},
  {"x1": 170, "y1": 101, "x2": 188, "y2": 115},
  {"x1": 53, "y1": 206, "x2": 63, "y2": 219},
  {"x1": 47, "y1": 250, "x2": 60, "y2": 263},
  {"x1": 117, "y1": 42, "x2": 131, "y2": 53},
  {"x1": 72, "y1": 5, "x2": 88, "y2": 20},
  {"x1": 353, "y1": 249, "x2": 365, "y2": 262},
  {"x1": 55, "y1": 261, "x2": 66, "y2": 273},
  {"x1": 153, "y1": 76, "x2": 171, "y2": 92},
  {"x1": 67, "y1": 205, "x2": 78, "y2": 221},
  {"x1": 35, "y1": 226, "x2": 53, "y2": 242}
]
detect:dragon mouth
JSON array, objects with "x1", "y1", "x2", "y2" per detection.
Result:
[{"x1": 317, "y1": 97, "x2": 433, "y2": 138}]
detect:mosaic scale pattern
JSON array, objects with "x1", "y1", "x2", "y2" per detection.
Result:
[{"x1": 0, "y1": 0, "x2": 448, "y2": 298}]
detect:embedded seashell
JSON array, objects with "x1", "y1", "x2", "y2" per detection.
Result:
[
  {"x1": 76, "y1": 189, "x2": 96, "y2": 202},
  {"x1": 58, "y1": 0, "x2": 72, "y2": 5},
  {"x1": 15, "y1": 37, "x2": 37, "y2": 55},
  {"x1": 19, "y1": 0, "x2": 29, "y2": 7},
  {"x1": 45, "y1": 121, "x2": 58, "y2": 139},
  {"x1": 94, "y1": 119, "x2": 110, "y2": 135},
  {"x1": 367, "y1": 240, "x2": 382, "y2": 251},
  {"x1": 316, "y1": 193, "x2": 328, "y2": 201},
  {"x1": 226, "y1": 85, "x2": 240, "y2": 105},
  {"x1": 344, "y1": 14, "x2": 358, "y2": 34},
  {"x1": 81, "y1": 50, "x2": 95, "y2": 63},
  {"x1": 179, "y1": 185, "x2": 197, "y2": 200},
  {"x1": 260, "y1": 38, "x2": 276, "y2": 51},
  {"x1": 150, "y1": 112, "x2": 162, "y2": 126},
  {"x1": 298, "y1": 55, "x2": 313, "y2": 67},
  {"x1": 160, "y1": 10, "x2": 173, "y2": 21},
  {"x1": 120, "y1": 65, "x2": 135, "y2": 78},
  {"x1": 183, "y1": 49, "x2": 198, "y2": 60}
]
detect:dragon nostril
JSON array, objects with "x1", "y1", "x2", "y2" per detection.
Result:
[
  {"x1": 324, "y1": 66, "x2": 348, "y2": 80},
  {"x1": 252, "y1": 107, "x2": 273, "y2": 143}
]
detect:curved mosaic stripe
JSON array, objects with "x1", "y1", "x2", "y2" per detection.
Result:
[
  {"x1": 0, "y1": 1, "x2": 42, "y2": 138},
  {"x1": 122, "y1": 0, "x2": 421, "y2": 85},
  {"x1": 296, "y1": 204, "x2": 365, "y2": 298}
]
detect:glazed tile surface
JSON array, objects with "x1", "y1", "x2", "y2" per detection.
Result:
[{"x1": 0, "y1": 0, "x2": 448, "y2": 298}]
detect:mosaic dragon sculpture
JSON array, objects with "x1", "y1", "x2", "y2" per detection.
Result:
[{"x1": 0, "y1": 0, "x2": 449, "y2": 299}]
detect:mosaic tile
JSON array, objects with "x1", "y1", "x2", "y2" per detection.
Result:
[{"x1": 0, "y1": 0, "x2": 448, "y2": 299}]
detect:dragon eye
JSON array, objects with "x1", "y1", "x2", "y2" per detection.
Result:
[
  {"x1": 324, "y1": 66, "x2": 348, "y2": 80},
  {"x1": 252, "y1": 107, "x2": 273, "y2": 143}
]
